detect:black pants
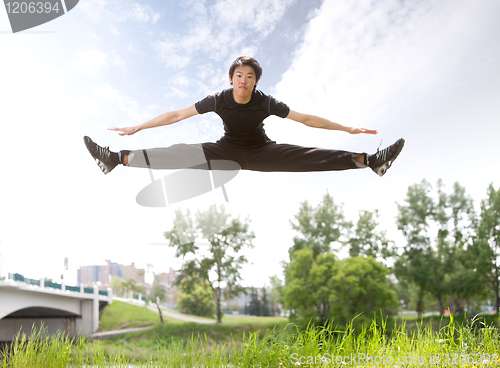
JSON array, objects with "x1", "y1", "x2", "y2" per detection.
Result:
[{"x1": 124, "y1": 140, "x2": 366, "y2": 172}]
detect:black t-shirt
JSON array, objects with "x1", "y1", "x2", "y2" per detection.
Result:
[{"x1": 195, "y1": 89, "x2": 290, "y2": 146}]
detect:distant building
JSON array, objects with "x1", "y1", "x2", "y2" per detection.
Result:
[
  {"x1": 221, "y1": 288, "x2": 253, "y2": 313},
  {"x1": 155, "y1": 267, "x2": 177, "y2": 293},
  {"x1": 77, "y1": 260, "x2": 124, "y2": 286},
  {"x1": 122, "y1": 262, "x2": 145, "y2": 284}
]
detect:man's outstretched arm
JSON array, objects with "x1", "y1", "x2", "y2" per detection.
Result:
[
  {"x1": 109, "y1": 105, "x2": 199, "y2": 136},
  {"x1": 286, "y1": 110, "x2": 377, "y2": 135}
]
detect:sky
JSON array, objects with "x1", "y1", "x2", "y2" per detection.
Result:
[{"x1": 0, "y1": 0, "x2": 499, "y2": 288}]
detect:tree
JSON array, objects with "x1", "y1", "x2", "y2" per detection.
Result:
[
  {"x1": 440, "y1": 182, "x2": 477, "y2": 313},
  {"x1": 147, "y1": 281, "x2": 167, "y2": 324},
  {"x1": 164, "y1": 204, "x2": 255, "y2": 323},
  {"x1": 468, "y1": 184, "x2": 500, "y2": 313},
  {"x1": 247, "y1": 287, "x2": 261, "y2": 316},
  {"x1": 284, "y1": 247, "x2": 337, "y2": 323},
  {"x1": 269, "y1": 275, "x2": 285, "y2": 316},
  {"x1": 110, "y1": 276, "x2": 125, "y2": 296},
  {"x1": 177, "y1": 279, "x2": 215, "y2": 318},
  {"x1": 285, "y1": 192, "x2": 350, "y2": 323},
  {"x1": 289, "y1": 193, "x2": 350, "y2": 260},
  {"x1": 112, "y1": 277, "x2": 146, "y2": 298},
  {"x1": 284, "y1": 248, "x2": 397, "y2": 325},
  {"x1": 395, "y1": 180, "x2": 475, "y2": 316},
  {"x1": 329, "y1": 256, "x2": 398, "y2": 326},
  {"x1": 260, "y1": 287, "x2": 271, "y2": 316},
  {"x1": 347, "y1": 209, "x2": 394, "y2": 262}
]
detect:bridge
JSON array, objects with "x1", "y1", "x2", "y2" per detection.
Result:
[{"x1": 0, "y1": 273, "x2": 113, "y2": 342}]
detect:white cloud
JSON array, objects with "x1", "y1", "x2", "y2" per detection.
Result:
[
  {"x1": 270, "y1": 0, "x2": 493, "y2": 146},
  {"x1": 117, "y1": 2, "x2": 161, "y2": 24},
  {"x1": 172, "y1": 73, "x2": 190, "y2": 88},
  {"x1": 164, "y1": 86, "x2": 190, "y2": 99},
  {"x1": 72, "y1": 49, "x2": 109, "y2": 77},
  {"x1": 91, "y1": 82, "x2": 150, "y2": 122},
  {"x1": 153, "y1": 0, "x2": 295, "y2": 68},
  {"x1": 78, "y1": 0, "x2": 107, "y2": 23},
  {"x1": 107, "y1": 53, "x2": 126, "y2": 69},
  {"x1": 212, "y1": 0, "x2": 293, "y2": 38},
  {"x1": 79, "y1": 0, "x2": 160, "y2": 26}
]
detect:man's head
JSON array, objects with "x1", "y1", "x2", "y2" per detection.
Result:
[{"x1": 228, "y1": 56, "x2": 262, "y2": 88}]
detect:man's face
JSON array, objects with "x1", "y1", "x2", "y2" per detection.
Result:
[{"x1": 229, "y1": 65, "x2": 257, "y2": 102}]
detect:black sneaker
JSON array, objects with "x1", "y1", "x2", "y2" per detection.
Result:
[
  {"x1": 84, "y1": 136, "x2": 119, "y2": 174},
  {"x1": 368, "y1": 138, "x2": 405, "y2": 177}
]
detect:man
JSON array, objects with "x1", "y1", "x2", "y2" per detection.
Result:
[{"x1": 84, "y1": 56, "x2": 404, "y2": 177}]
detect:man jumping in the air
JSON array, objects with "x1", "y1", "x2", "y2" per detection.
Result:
[{"x1": 84, "y1": 56, "x2": 404, "y2": 177}]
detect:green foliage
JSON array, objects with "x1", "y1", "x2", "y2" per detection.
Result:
[
  {"x1": 245, "y1": 287, "x2": 271, "y2": 316},
  {"x1": 468, "y1": 183, "x2": 500, "y2": 312},
  {"x1": 177, "y1": 280, "x2": 215, "y2": 318},
  {"x1": 328, "y1": 256, "x2": 399, "y2": 326},
  {"x1": 348, "y1": 209, "x2": 394, "y2": 261},
  {"x1": 285, "y1": 192, "x2": 399, "y2": 325},
  {"x1": 289, "y1": 192, "x2": 350, "y2": 259},
  {"x1": 284, "y1": 247, "x2": 397, "y2": 325},
  {"x1": 395, "y1": 179, "x2": 476, "y2": 316},
  {"x1": 269, "y1": 275, "x2": 284, "y2": 315},
  {"x1": 284, "y1": 248, "x2": 336, "y2": 323},
  {"x1": 164, "y1": 204, "x2": 255, "y2": 323},
  {"x1": 148, "y1": 283, "x2": 167, "y2": 305},
  {"x1": 111, "y1": 277, "x2": 146, "y2": 298},
  {"x1": 246, "y1": 287, "x2": 261, "y2": 316},
  {"x1": 260, "y1": 287, "x2": 271, "y2": 316},
  {"x1": 147, "y1": 282, "x2": 167, "y2": 324}
]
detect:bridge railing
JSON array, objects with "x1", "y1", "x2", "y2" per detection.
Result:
[
  {"x1": 10, "y1": 273, "x2": 40, "y2": 286},
  {"x1": 7, "y1": 273, "x2": 110, "y2": 297}
]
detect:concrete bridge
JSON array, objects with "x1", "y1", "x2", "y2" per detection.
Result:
[{"x1": 0, "y1": 274, "x2": 112, "y2": 342}]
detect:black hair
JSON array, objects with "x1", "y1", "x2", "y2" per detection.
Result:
[{"x1": 229, "y1": 56, "x2": 262, "y2": 85}]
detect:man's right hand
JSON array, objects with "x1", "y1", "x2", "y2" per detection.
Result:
[{"x1": 108, "y1": 126, "x2": 139, "y2": 136}]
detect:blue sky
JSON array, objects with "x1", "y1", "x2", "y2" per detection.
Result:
[{"x1": 0, "y1": 0, "x2": 499, "y2": 287}]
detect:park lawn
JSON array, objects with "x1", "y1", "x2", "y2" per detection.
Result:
[
  {"x1": 95, "y1": 302, "x2": 291, "y2": 360},
  {"x1": 161, "y1": 307, "x2": 289, "y2": 326},
  {"x1": 92, "y1": 301, "x2": 500, "y2": 364},
  {"x1": 95, "y1": 319, "x2": 293, "y2": 361},
  {"x1": 5, "y1": 312, "x2": 500, "y2": 367},
  {"x1": 101, "y1": 300, "x2": 289, "y2": 330},
  {"x1": 221, "y1": 314, "x2": 288, "y2": 326},
  {"x1": 98, "y1": 301, "x2": 178, "y2": 332},
  {"x1": 159, "y1": 306, "x2": 216, "y2": 323},
  {"x1": 100, "y1": 300, "x2": 500, "y2": 334}
]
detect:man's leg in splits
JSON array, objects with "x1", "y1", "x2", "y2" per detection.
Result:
[{"x1": 84, "y1": 136, "x2": 403, "y2": 176}]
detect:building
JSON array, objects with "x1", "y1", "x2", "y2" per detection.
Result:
[
  {"x1": 121, "y1": 262, "x2": 145, "y2": 284},
  {"x1": 77, "y1": 260, "x2": 124, "y2": 286},
  {"x1": 155, "y1": 267, "x2": 177, "y2": 292}
]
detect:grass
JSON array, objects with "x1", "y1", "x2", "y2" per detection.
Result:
[
  {"x1": 98, "y1": 300, "x2": 162, "y2": 332},
  {"x1": 221, "y1": 315, "x2": 288, "y2": 325},
  {"x1": 96, "y1": 321, "x2": 287, "y2": 360},
  {"x1": 99, "y1": 300, "x2": 289, "y2": 331},
  {"x1": 157, "y1": 306, "x2": 216, "y2": 322},
  {"x1": 94, "y1": 301, "x2": 291, "y2": 360},
  {"x1": 3, "y1": 314, "x2": 500, "y2": 367},
  {"x1": 3, "y1": 303, "x2": 500, "y2": 367}
]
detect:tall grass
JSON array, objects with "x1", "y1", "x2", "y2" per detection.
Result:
[
  {"x1": 0, "y1": 325, "x2": 141, "y2": 367},
  {"x1": 2, "y1": 315, "x2": 500, "y2": 367}
]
